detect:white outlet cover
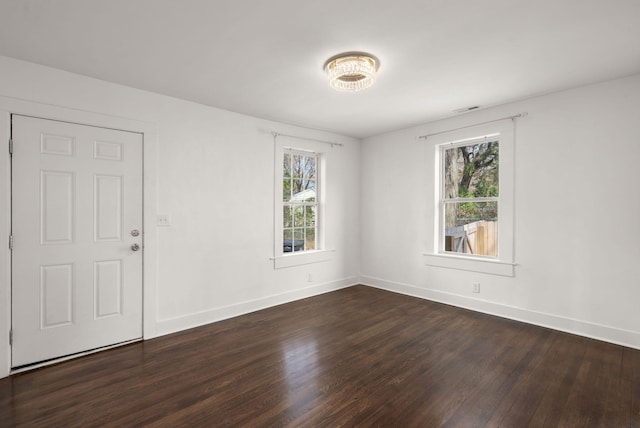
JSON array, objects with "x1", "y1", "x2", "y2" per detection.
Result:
[{"x1": 157, "y1": 214, "x2": 172, "y2": 227}]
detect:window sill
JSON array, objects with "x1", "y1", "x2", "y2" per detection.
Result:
[
  {"x1": 422, "y1": 252, "x2": 515, "y2": 277},
  {"x1": 272, "y1": 249, "x2": 335, "y2": 269}
]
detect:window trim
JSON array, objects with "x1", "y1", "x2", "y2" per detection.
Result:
[
  {"x1": 273, "y1": 138, "x2": 331, "y2": 269},
  {"x1": 438, "y1": 135, "x2": 500, "y2": 259},
  {"x1": 424, "y1": 120, "x2": 515, "y2": 276}
]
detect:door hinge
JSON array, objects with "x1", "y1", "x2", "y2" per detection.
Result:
[
  {"x1": 8, "y1": 138, "x2": 12, "y2": 156},
  {"x1": 9, "y1": 329, "x2": 12, "y2": 346},
  {"x1": 9, "y1": 235, "x2": 13, "y2": 251}
]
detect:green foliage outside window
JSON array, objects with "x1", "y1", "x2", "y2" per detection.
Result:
[{"x1": 444, "y1": 141, "x2": 499, "y2": 228}]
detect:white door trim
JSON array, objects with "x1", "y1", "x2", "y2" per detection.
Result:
[{"x1": 0, "y1": 95, "x2": 159, "y2": 378}]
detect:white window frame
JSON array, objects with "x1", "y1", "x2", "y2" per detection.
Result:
[
  {"x1": 273, "y1": 138, "x2": 332, "y2": 269},
  {"x1": 438, "y1": 135, "x2": 500, "y2": 257},
  {"x1": 424, "y1": 120, "x2": 515, "y2": 276},
  {"x1": 281, "y1": 148, "x2": 320, "y2": 253}
]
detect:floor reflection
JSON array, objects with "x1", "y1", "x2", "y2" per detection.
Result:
[
  {"x1": 281, "y1": 336, "x2": 320, "y2": 421},
  {"x1": 282, "y1": 337, "x2": 318, "y2": 389}
]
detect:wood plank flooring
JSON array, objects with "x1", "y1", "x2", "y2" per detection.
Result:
[{"x1": 1, "y1": 285, "x2": 638, "y2": 427}]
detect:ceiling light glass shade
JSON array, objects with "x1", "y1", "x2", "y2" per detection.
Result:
[{"x1": 323, "y1": 52, "x2": 380, "y2": 92}]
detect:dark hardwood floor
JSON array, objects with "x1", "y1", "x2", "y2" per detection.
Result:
[{"x1": 1, "y1": 285, "x2": 638, "y2": 427}]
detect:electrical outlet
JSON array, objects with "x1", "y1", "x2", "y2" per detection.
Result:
[
  {"x1": 472, "y1": 283, "x2": 480, "y2": 293},
  {"x1": 157, "y1": 214, "x2": 172, "y2": 227},
  {"x1": 308, "y1": 274, "x2": 313, "y2": 283}
]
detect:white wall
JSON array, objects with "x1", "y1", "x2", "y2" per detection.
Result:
[
  {"x1": 361, "y1": 73, "x2": 640, "y2": 349},
  {"x1": 1, "y1": 53, "x2": 638, "y2": 379},
  {"x1": 0, "y1": 56, "x2": 361, "y2": 377}
]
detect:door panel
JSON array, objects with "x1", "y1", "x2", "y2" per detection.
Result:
[
  {"x1": 11, "y1": 115, "x2": 143, "y2": 367},
  {"x1": 40, "y1": 263, "x2": 74, "y2": 328},
  {"x1": 94, "y1": 259, "x2": 123, "y2": 318},
  {"x1": 94, "y1": 174, "x2": 123, "y2": 241},
  {"x1": 41, "y1": 170, "x2": 75, "y2": 244}
]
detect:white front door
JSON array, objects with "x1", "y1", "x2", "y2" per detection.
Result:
[{"x1": 11, "y1": 115, "x2": 143, "y2": 368}]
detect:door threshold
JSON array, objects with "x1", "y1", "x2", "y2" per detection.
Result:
[{"x1": 11, "y1": 338, "x2": 142, "y2": 375}]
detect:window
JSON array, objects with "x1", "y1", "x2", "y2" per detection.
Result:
[
  {"x1": 273, "y1": 135, "x2": 333, "y2": 269},
  {"x1": 424, "y1": 119, "x2": 515, "y2": 276},
  {"x1": 282, "y1": 149, "x2": 319, "y2": 253},
  {"x1": 440, "y1": 137, "x2": 499, "y2": 257}
]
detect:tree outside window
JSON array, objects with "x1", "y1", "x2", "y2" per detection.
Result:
[{"x1": 441, "y1": 139, "x2": 499, "y2": 256}]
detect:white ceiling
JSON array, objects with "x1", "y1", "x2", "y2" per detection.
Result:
[{"x1": 0, "y1": 0, "x2": 639, "y2": 138}]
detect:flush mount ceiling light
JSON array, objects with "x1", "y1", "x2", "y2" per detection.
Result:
[{"x1": 323, "y1": 52, "x2": 380, "y2": 92}]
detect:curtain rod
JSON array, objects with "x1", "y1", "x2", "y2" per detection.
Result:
[
  {"x1": 272, "y1": 131, "x2": 344, "y2": 147},
  {"x1": 417, "y1": 112, "x2": 527, "y2": 140}
]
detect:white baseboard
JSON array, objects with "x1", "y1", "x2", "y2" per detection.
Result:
[
  {"x1": 155, "y1": 277, "x2": 358, "y2": 338},
  {"x1": 360, "y1": 275, "x2": 640, "y2": 351}
]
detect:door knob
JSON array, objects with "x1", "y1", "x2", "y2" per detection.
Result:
[{"x1": 131, "y1": 243, "x2": 140, "y2": 251}]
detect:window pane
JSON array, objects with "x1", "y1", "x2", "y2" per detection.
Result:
[
  {"x1": 283, "y1": 205, "x2": 292, "y2": 228},
  {"x1": 283, "y1": 153, "x2": 291, "y2": 178},
  {"x1": 283, "y1": 229, "x2": 293, "y2": 253},
  {"x1": 293, "y1": 229, "x2": 304, "y2": 252},
  {"x1": 305, "y1": 228, "x2": 316, "y2": 250},
  {"x1": 283, "y1": 179, "x2": 291, "y2": 202},
  {"x1": 305, "y1": 206, "x2": 316, "y2": 227},
  {"x1": 292, "y1": 155, "x2": 304, "y2": 185},
  {"x1": 291, "y1": 179, "x2": 303, "y2": 199},
  {"x1": 290, "y1": 183, "x2": 315, "y2": 202},
  {"x1": 293, "y1": 206, "x2": 304, "y2": 227},
  {"x1": 303, "y1": 156, "x2": 316, "y2": 182},
  {"x1": 444, "y1": 141, "x2": 499, "y2": 199},
  {"x1": 304, "y1": 181, "x2": 316, "y2": 202},
  {"x1": 444, "y1": 201, "x2": 497, "y2": 256}
]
